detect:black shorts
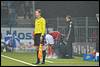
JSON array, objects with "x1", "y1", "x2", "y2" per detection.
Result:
[{"x1": 34, "y1": 33, "x2": 45, "y2": 46}]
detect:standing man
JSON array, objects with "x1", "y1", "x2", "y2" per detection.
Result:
[
  {"x1": 65, "y1": 15, "x2": 75, "y2": 58},
  {"x1": 34, "y1": 9, "x2": 46, "y2": 64}
]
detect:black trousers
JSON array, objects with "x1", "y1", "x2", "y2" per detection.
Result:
[
  {"x1": 66, "y1": 41, "x2": 73, "y2": 58},
  {"x1": 34, "y1": 33, "x2": 45, "y2": 46},
  {"x1": 34, "y1": 33, "x2": 46, "y2": 63},
  {"x1": 34, "y1": 34, "x2": 41, "y2": 46}
]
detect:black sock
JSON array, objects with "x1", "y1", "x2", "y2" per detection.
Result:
[{"x1": 42, "y1": 50, "x2": 46, "y2": 63}]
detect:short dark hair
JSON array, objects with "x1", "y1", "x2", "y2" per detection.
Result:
[{"x1": 36, "y1": 9, "x2": 41, "y2": 13}]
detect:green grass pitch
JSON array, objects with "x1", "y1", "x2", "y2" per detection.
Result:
[{"x1": 1, "y1": 52, "x2": 99, "y2": 66}]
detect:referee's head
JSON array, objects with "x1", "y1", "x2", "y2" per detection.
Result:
[{"x1": 35, "y1": 9, "x2": 41, "y2": 18}]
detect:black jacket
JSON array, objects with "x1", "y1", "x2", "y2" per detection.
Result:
[{"x1": 65, "y1": 21, "x2": 75, "y2": 43}]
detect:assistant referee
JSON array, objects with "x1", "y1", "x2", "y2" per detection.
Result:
[{"x1": 34, "y1": 9, "x2": 46, "y2": 64}]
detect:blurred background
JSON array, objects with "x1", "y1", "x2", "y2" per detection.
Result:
[{"x1": 1, "y1": 1, "x2": 99, "y2": 56}]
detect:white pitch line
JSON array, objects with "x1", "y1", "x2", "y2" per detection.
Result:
[
  {"x1": 45, "y1": 60, "x2": 53, "y2": 63},
  {"x1": 1, "y1": 55, "x2": 37, "y2": 66}
]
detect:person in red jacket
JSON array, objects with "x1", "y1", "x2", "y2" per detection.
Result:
[{"x1": 49, "y1": 31, "x2": 61, "y2": 41}]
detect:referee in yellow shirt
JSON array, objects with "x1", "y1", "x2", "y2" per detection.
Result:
[{"x1": 34, "y1": 9, "x2": 46, "y2": 64}]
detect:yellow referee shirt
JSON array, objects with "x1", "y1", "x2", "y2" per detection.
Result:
[{"x1": 34, "y1": 17, "x2": 46, "y2": 36}]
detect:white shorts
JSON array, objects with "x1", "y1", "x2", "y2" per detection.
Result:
[{"x1": 45, "y1": 34, "x2": 54, "y2": 45}]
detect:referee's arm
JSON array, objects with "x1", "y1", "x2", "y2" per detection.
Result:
[{"x1": 41, "y1": 18, "x2": 46, "y2": 36}]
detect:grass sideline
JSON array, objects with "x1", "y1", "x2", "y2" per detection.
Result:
[{"x1": 1, "y1": 52, "x2": 99, "y2": 66}]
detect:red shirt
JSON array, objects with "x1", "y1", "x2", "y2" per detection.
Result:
[{"x1": 49, "y1": 31, "x2": 61, "y2": 40}]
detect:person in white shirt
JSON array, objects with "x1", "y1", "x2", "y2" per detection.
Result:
[
  {"x1": 4, "y1": 34, "x2": 13, "y2": 52},
  {"x1": 45, "y1": 34, "x2": 55, "y2": 58},
  {"x1": 45, "y1": 34, "x2": 54, "y2": 45}
]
